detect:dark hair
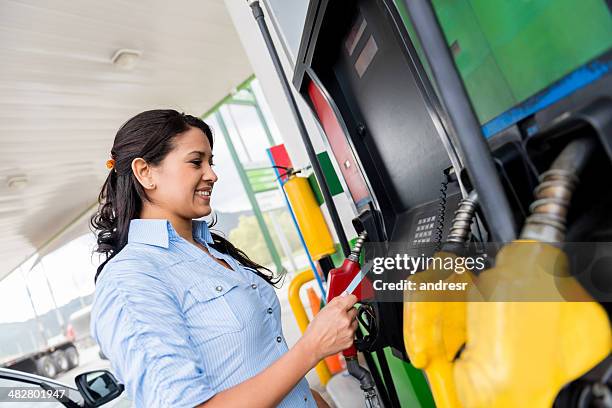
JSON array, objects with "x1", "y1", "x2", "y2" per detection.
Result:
[{"x1": 91, "y1": 109, "x2": 278, "y2": 285}]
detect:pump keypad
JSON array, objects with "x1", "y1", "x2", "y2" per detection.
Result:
[{"x1": 413, "y1": 215, "x2": 437, "y2": 245}]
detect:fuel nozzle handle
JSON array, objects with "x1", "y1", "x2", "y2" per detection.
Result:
[
  {"x1": 327, "y1": 230, "x2": 369, "y2": 358},
  {"x1": 343, "y1": 231, "x2": 368, "y2": 359},
  {"x1": 348, "y1": 231, "x2": 368, "y2": 262}
]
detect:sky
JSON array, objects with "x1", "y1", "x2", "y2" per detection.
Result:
[{"x1": 0, "y1": 233, "x2": 97, "y2": 323}]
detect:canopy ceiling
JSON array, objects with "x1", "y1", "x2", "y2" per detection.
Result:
[{"x1": 0, "y1": 0, "x2": 253, "y2": 281}]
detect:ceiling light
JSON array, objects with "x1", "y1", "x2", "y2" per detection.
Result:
[
  {"x1": 111, "y1": 49, "x2": 142, "y2": 70},
  {"x1": 7, "y1": 175, "x2": 28, "y2": 190}
]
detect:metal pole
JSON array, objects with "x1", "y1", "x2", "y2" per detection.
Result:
[
  {"x1": 402, "y1": 0, "x2": 517, "y2": 243},
  {"x1": 248, "y1": 0, "x2": 351, "y2": 257},
  {"x1": 247, "y1": 85, "x2": 277, "y2": 146},
  {"x1": 226, "y1": 105, "x2": 253, "y2": 163},
  {"x1": 214, "y1": 111, "x2": 285, "y2": 274},
  {"x1": 19, "y1": 265, "x2": 47, "y2": 348},
  {"x1": 248, "y1": 85, "x2": 300, "y2": 272},
  {"x1": 39, "y1": 259, "x2": 65, "y2": 330}
]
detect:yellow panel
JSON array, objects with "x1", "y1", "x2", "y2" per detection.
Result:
[{"x1": 284, "y1": 175, "x2": 335, "y2": 260}]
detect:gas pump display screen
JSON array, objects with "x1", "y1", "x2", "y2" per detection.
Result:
[{"x1": 430, "y1": 0, "x2": 612, "y2": 136}]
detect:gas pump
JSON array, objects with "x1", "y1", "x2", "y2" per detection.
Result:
[{"x1": 249, "y1": 0, "x2": 612, "y2": 406}]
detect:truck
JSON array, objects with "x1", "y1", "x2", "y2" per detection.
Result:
[
  {"x1": 0, "y1": 305, "x2": 84, "y2": 378},
  {"x1": 1, "y1": 335, "x2": 79, "y2": 378}
]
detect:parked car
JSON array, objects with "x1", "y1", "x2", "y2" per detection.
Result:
[{"x1": 0, "y1": 366, "x2": 127, "y2": 407}]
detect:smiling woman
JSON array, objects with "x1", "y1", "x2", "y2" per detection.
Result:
[
  {"x1": 130, "y1": 128, "x2": 219, "y2": 247},
  {"x1": 90, "y1": 110, "x2": 274, "y2": 285},
  {"x1": 88, "y1": 109, "x2": 357, "y2": 408}
]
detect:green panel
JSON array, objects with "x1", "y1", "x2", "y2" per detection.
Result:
[
  {"x1": 393, "y1": 0, "x2": 438, "y2": 96},
  {"x1": 307, "y1": 173, "x2": 325, "y2": 206},
  {"x1": 246, "y1": 167, "x2": 278, "y2": 193},
  {"x1": 387, "y1": 349, "x2": 435, "y2": 408},
  {"x1": 430, "y1": 0, "x2": 612, "y2": 123},
  {"x1": 470, "y1": 0, "x2": 612, "y2": 102},
  {"x1": 316, "y1": 151, "x2": 344, "y2": 197},
  {"x1": 433, "y1": 0, "x2": 515, "y2": 123},
  {"x1": 367, "y1": 348, "x2": 435, "y2": 408}
]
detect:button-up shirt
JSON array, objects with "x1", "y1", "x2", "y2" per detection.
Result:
[{"x1": 91, "y1": 219, "x2": 315, "y2": 408}]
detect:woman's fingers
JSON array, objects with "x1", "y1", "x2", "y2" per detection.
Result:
[{"x1": 332, "y1": 293, "x2": 358, "y2": 310}]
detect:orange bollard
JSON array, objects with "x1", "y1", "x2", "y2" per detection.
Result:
[{"x1": 306, "y1": 287, "x2": 321, "y2": 315}]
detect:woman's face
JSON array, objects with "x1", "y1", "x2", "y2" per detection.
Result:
[{"x1": 149, "y1": 126, "x2": 218, "y2": 220}]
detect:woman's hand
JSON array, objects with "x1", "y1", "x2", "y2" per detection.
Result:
[
  {"x1": 198, "y1": 294, "x2": 358, "y2": 408},
  {"x1": 299, "y1": 293, "x2": 359, "y2": 362}
]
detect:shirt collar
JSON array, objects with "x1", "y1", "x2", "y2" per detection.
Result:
[{"x1": 128, "y1": 219, "x2": 214, "y2": 248}]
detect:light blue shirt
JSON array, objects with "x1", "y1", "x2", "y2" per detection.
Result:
[{"x1": 91, "y1": 219, "x2": 316, "y2": 408}]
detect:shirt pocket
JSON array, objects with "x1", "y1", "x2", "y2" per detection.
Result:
[{"x1": 183, "y1": 277, "x2": 244, "y2": 345}]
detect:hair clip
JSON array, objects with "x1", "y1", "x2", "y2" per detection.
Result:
[{"x1": 106, "y1": 159, "x2": 116, "y2": 170}]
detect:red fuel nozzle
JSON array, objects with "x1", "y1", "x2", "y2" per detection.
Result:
[
  {"x1": 326, "y1": 231, "x2": 372, "y2": 358},
  {"x1": 326, "y1": 231, "x2": 374, "y2": 301},
  {"x1": 325, "y1": 232, "x2": 381, "y2": 407}
]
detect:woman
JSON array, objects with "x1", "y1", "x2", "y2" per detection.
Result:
[{"x1": 90, "y1": 109, "x2": 358, "y2": 408}]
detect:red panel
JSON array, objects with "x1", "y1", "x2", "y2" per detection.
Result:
[
  {"x1": 268, "y1": 144, "x2": 293, "y2": 182},
  {"x1": 307, "y1": 81, "x2": 370, "y2": 207}
]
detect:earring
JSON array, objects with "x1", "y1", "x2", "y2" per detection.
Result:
[{"x1": 149, "y1": 183, "x2": 155, "y2": 188}]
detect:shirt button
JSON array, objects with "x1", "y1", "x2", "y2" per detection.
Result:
[
  {"x1": 215, "y1": 286, "x2": 223, "y2": 292},
  {"x1": 267, "y1": 307, "x2": 273, "y2": 314},
  {"x1": 251, "y1": 283, "x2": 258, "y2": 289},
  {"x1": 276, "y1": 336, "x2": 282, "y2": 343}
]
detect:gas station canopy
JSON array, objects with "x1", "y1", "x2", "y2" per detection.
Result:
[{"x1": 0, "y1": 0, "x2": 253, "y2": 281}]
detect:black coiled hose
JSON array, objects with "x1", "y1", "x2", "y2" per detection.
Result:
[{"x1": 434, "y1": 174, "x2": 449, "y2": 251}]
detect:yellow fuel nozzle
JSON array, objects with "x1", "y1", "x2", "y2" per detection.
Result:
[
  {"x1": 454, "y1": 138, "x2": 611, "y2": 408},
  {"x1": 403, "y1": 192, "x2": 479, "y2": 408},
  {"x1": 403, "y1": 251, "x2": 476, "y2": 408},
  {"x1": 454, "y1": 241, "x2": 611, "y2": 408}
]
